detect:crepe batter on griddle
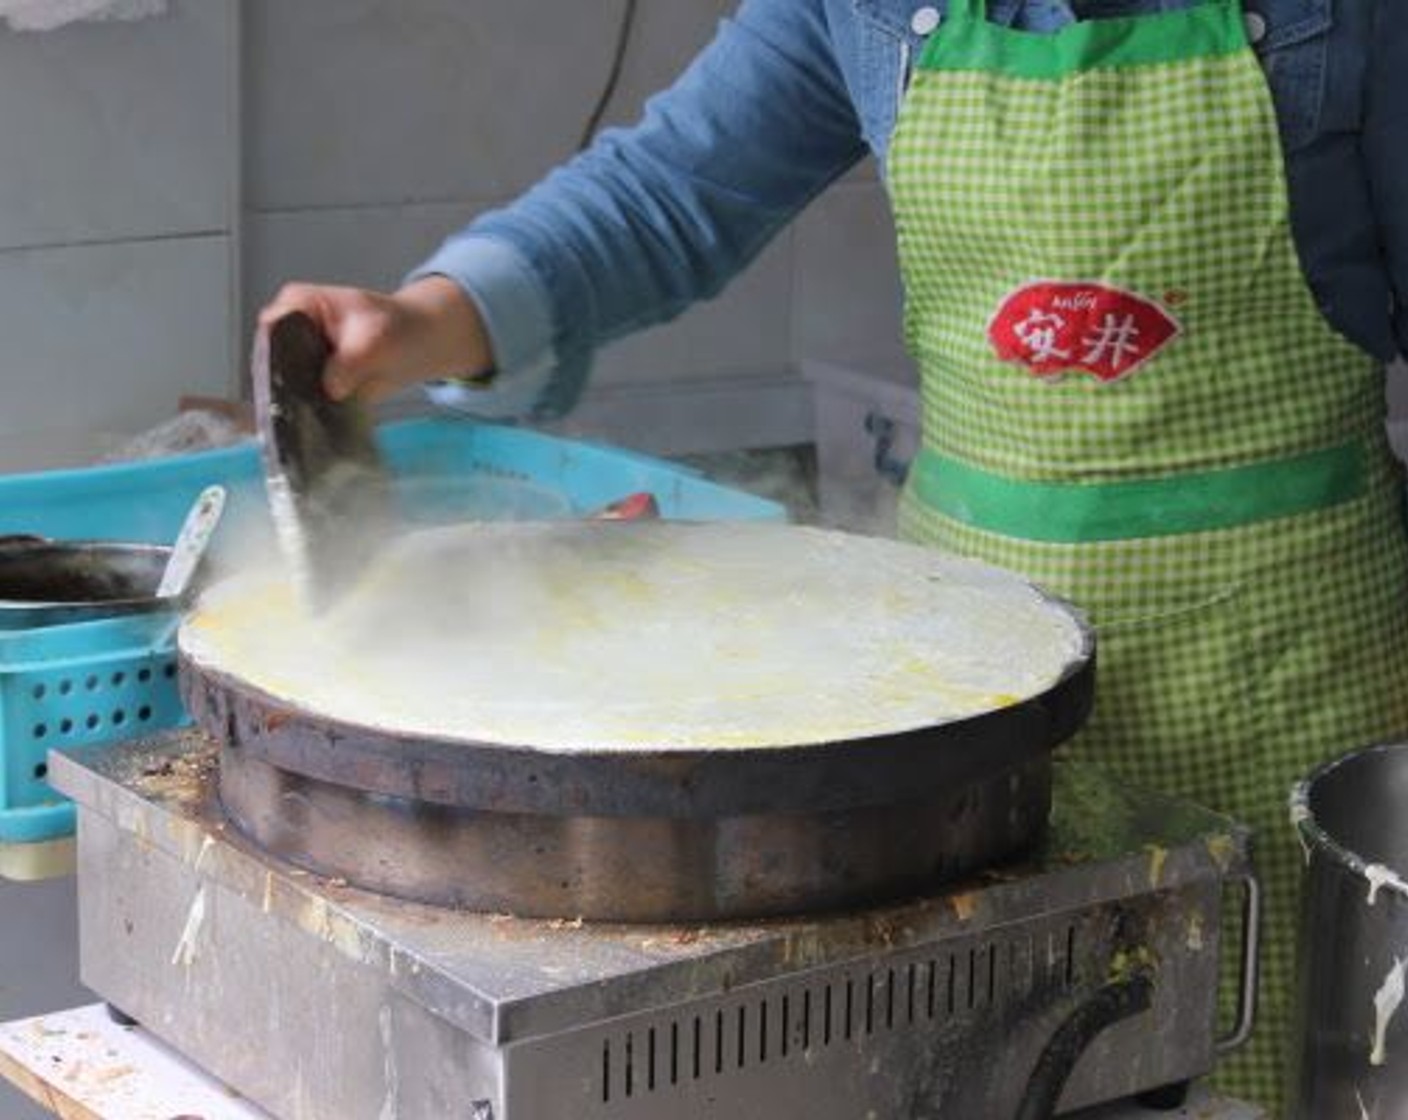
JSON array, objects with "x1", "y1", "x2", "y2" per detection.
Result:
[{"x1": 180, "y1": 521, "x2": 1086, "y2": 753}]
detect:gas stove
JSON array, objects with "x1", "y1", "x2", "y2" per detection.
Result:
[{"x1": 50, "y1": 734, "x2": 1257, "y2": 1120}]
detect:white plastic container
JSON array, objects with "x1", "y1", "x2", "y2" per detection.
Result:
[{"x1": 804, "y1": 360, "x2": 919, "y2": 536}]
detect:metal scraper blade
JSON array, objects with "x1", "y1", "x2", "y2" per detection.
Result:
[{"x1": 252, "y1": 311, "x2": 396, "y2": 614}]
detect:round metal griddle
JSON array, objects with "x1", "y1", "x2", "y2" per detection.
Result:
[{"x1": 181, "y1": 522, "x2": 1095, "y2": 921}]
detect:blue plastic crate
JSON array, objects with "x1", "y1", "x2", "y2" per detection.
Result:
[
  {"x1": 0, "y1": 417, "x2": 785, "y2": 542},
  {"x1": 0, "y1": 417, "x2": 784, "y2": 846},
  {"x1": 0, "y1": 612, "x2": 184, "y2": 844}
]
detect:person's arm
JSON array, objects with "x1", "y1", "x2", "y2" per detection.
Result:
[
  {"x1": 259, "y1": 276, "x2": 491, "y2": 403},
  {"x1": 1365, "y1": 0, "x2": 1408, "y2": 360},
  {"x1": 262, "y1": 0, "x2": 868, "y2": 415}
]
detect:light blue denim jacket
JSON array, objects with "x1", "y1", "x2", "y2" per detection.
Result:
[{"x1": 410, "y1": 0, "x2": 1408, "y2": 420}]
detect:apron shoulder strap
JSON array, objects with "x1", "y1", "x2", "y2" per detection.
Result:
[
  {"x1": 946, "y1": 0, "x2": 986, "y2": 21},
  {"x1": 944, "y1": 0, "x2": 1246, "y2": 26}
]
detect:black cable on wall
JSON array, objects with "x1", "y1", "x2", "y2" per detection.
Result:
[{"x1": 578, "y1": 0, "x2": 640, "y2": 151}]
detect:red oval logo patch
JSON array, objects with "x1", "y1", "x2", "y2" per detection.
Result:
[{"x1": 988, "y1": 281, "x2": 1182, "y2": 383}]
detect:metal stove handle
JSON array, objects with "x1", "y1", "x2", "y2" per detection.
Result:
[
  {"x1": 1013, "y1": 965, "x2": 1156, "y2": 1120},
  {"x1": 1215, "y1": 870, "x2": 1262, "y2": 1055}
]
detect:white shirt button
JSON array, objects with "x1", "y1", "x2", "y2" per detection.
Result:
[
  {"x1": 1244, "y1": 11, "x2": 1268, "y2": 44},
  {"x1": 911, "y1": 6, "x2": 942, "y2": 35}
]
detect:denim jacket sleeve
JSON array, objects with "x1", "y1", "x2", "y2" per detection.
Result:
[{"x1": 410, "y1": 0, "x2": 867, "y2": 420}]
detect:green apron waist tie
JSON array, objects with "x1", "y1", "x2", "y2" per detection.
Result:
[{"x1": 912, "y1": 442, "x2": 1365, "y2": 543}]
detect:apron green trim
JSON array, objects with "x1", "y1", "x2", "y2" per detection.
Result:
[
  {"x1": 912, "y1": 443, "x2": 1366, "y2": 542},
  {"x1": 918, "y1": 0, "x2": 1247, "y2": 79}
]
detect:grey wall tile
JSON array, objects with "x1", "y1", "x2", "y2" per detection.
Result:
[
  {"x1": 0, "y1": 236, "x2": 231, "y2": 463},
  {"x1": 0, "y1": 0, "x2": 232, "y2": 250},
  {"x1": 245, "y1": 0, "x2": 628, "y2": 209},
  {"x1": 792, "y1": 180, "x2": 912, "y2": 373},
  {"x1": 244, "y1": 201, "x2": 483, "y2": 315},
  {"x1": 587, "y1": 0, "x2": 733, "y2": 134},
  {"x1": 594, "y1": 234, "x2": 795, "y2": 386},
  {"x1": 245, "y1": 0, "x2": 737, "y2": 212}
]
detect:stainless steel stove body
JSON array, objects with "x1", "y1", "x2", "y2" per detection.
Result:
[{"x1": 52, "y1": 735, "x2": 1256, "y2": 1120}]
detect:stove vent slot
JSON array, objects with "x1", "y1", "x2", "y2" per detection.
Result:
[{"x1": 599, "y1": 922, "x2": 1081, "y2": 1103}]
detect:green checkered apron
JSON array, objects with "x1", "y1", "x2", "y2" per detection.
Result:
[{"x1": 887, "y1": 0, "x2": 1408, "y2": 1111}]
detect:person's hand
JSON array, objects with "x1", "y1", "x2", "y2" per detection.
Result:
[{"x1": 258, "y1": 276, "x2": 494, "y2": 403}]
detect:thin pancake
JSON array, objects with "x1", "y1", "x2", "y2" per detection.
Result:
[{"x1": 180, "y1": 522, "x2": 1089, "y2": 753}]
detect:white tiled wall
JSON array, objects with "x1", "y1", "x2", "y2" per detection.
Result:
[
  {"x1": 243, "y1": 0, "x2": 604, "y2": 209},
  {"x1": 244, "y1": 202, "x2": 479, "y2": 304},
  {"x1": 0, "y1": 3, "x2": 232, "y2": 249},
  {"x1": 594, "y1": 234, "x2": 798, "y2": 387},
  {"x1": 0, "y1": 236, "x2": 231, "y2": 472},
  {"x1": 0, "y1": 2, "x2": 236, "y2": 470},
  {"x1": 792, "y1": 168, "x2": 914, "y2": 377}
]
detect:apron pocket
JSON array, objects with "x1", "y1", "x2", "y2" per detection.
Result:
[{"x1": 1076, "y1": 584, "x2": 1259, "y2": 813}]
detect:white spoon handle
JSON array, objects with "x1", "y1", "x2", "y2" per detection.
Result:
[{"x1": 157, "y1": 485, "x2": 227, "y2": 600}]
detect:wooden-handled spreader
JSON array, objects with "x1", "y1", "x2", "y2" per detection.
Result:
[
  {"x1": 252, "y1": 311, "x2": 658, "y2": 614},
  {"x1": 252, "y1": 312, "x2": 397, "y2": 614}
]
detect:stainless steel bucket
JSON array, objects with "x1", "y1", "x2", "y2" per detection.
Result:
[{"x1": 1290, "y1": 742, "x2": 1408, "y2": 1118}]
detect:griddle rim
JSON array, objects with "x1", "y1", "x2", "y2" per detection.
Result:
[{"x1": 179, "y1": 648, "x2": 1095, "y2": 818}]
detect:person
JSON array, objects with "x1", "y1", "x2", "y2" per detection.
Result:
[{"x1": 260, "y1": 1, "x2": 1408, "y2": 1112}]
